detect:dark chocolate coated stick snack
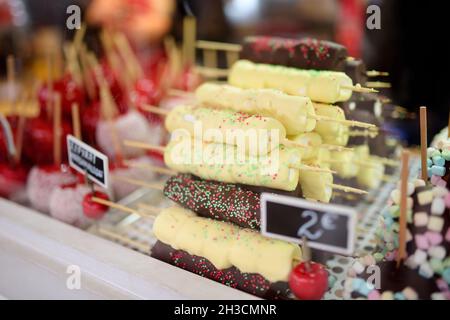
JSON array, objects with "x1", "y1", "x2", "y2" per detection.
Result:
[
  {"x1": 163, "y1": 174, "x2": 303, "y2": 230},
  {"x1": 240, "y1": 36, "x2": 348, "y2": 71},
  {"x1": 345, "y1": 59, "x2": 368, "y2": 85},
  {"x1": 151, "y1": 241, "x2": 293, "y2": 300}
]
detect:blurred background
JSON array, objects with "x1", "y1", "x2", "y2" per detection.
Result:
[{"x1": 0, "y1": 0, "x2": 448, "y2": 143}]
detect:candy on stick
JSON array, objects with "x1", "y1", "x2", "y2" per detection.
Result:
[
  {"x1": 240, "y1": 36, "x2": 348, "y2": 71},
  {"x1": 141, "y1": 104, "x2": 307, "y2": 156},
  {"x1": 195, "y1": 83, "x2": 375, "y2": 136},
  {"x1": 228, "y1": 60, "x2": 377, "y2": 104},
  {"x1": 365, "y1": 81, "x2": 392, "y2": 89}
]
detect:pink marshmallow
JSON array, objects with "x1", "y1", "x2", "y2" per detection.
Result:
[
  {"x1": 445, "y1": 193, "x2": 450, "y2": 208},
  {"x1": 431, "y1": 175, "x2": 442, "y2": 185},
  {"x1": 415, "y1": 234, "x2": 429, "y2": 250},
  {"x1": 426, "y1": 231, "x2": 443, "y2": 246},
  {"x1": 368, "y1": 290, "x2": 381, "y2": 300}
]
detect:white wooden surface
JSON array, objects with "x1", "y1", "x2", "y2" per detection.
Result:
[{"x1": 0, "y1": 198, "x2": 257, "y2": 300}]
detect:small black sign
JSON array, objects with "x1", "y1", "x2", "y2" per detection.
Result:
[
  {"x1": 260, "y1": 193, "x2": 356, "y2": 255},
  {"x1": 67, "y1": 135, "x2": 109, "y2": 188}
]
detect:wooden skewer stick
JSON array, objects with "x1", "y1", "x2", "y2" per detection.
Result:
[
  {"x1": 46, "y1": 53, "x2": 54, "y2": 120},
  {"x1": 341, "y1": 84, "x2": 378, "y2": 93},
  {"x1": 92, "y1": 196, "x2": 137, "y2": 215},
  {"x1": 366, "y1": 70, "x2": 389, "y2": 77},
  {"x1": 182, "y1": 16, "x2": 196, "y2": 66},
  {"x1": 196, "y1": 40, "x2": 242, "y2": 52},
  {"x1": 96, "y1": 227, "x2": 150, "y2": 252},
  {"x1": 420, "y1": 106, "x2": 428, "y2": 181},
  {"x1": 309, "y1": 114, "x2": 376, "y2": 129},
  {"x1": 194, "y1": 66, "x2": 229, "y2": 78},
  {"x1": 397, "y1": 150, "x2": 409, "y2": 268},
  {"x1": 53, "y1": 93, "x2": 62, "y2": 166},
  {"x1": 111, "y1": 175, "x2": 165, "y2": 191},
  {"x1": 71, "y1": 103, "x2": 82, "y2": 140},
  {"x1": 73, "y1": 23, "x2": 86, "y2": 51},
  {"x1": 328, "y1": 184, "x2": 368, "y2": 195},
  {"x1": 365, "y1": 81, "x2": 391, "y2": 89},
  {"x1": 113, "y1": 32, "x2": 144, "y2": 82},
  {"x1": 320, "y1": 144, "x2": 353, "y2": 152},
  {"x1": 6, "y1": 55, "x2": 15, "y2": 105},
  {"x1": 14, "y1": 91, "x2": 30, "y2": 164},
  {"x1": 122, "y1": 160, "x2": 176, "y2": 176},
  {"x1": 137, "y1": 203, "x2": 162, "y2": 216},
  {"x1": 140, "y1": 104, "x2": 169, "y2": 116},
  {"x1": 123, "y1": 140, "x2": 166, "y2": 153},
  {"x1": 167, "y1": 88, "x2": 194, "y2": 98},
  {"x1": 79, "y1": 45, "x2": 96, "y2": 101},
  {"x1": 348, "y1": 130, "x2": 379, "y2": 138}
]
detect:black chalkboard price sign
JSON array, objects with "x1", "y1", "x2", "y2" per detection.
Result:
[
  {"x1": 67, "y1": 135, "x2": 109, "y2": 188},
  {"x1": 260, "y1": 193, "x2": 356, "y2": 256}
]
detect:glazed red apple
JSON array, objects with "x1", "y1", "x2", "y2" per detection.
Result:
[
  {"x1": 0, "y1": 163, "x2": 29, "y2": 198},
  {"x1": 23, "y1": 118, "x2": 72, "y2": 165},
  {"x1": 38, "y1": 73, "x2": 85, "y2": 119},
  {"x1": 82, "y1": 191, "x2": 110, "y2": 219},
  {"x1": 289, "y1": 261, "x2": 329, "y2": 300}
]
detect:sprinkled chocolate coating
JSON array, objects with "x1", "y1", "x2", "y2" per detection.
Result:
[
  {"x1": 240, "y1": 36, "x2": 348, "y2": 71},
  {"x1": 151, "y1": 241, "x2": 292, "y2": 299},
  {"x1": 163, "y1": 174, "x2": 303, "y2": 230},
  {"x1": 344, "y1": 59, "x2": 367, "y2": 85}
]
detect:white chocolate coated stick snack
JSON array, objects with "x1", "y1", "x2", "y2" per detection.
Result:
[
  {"x1": 164, "y1": 136, "x2": 302, "y2": 191},
  {"x1": 153, "y1": 206, "x2": 301, "y2": 283},
  {"x1": 228, "y1": 60, "x2": 353, "y2": 104},
  {"x1": 195, "y1": 82, "x2": 316, "y2": 135},
  {"x1": 165, "y1": 105, "x2": 286, "y2": 156},
  {"x1": 357, "y1": 156, "x2": 385, "y2": 190},
  {"x1": 329, "y1": 150, "x2": 360, "y2": 178},
  {"x1": 288, "y1": 132, "x2": 323, "y2": 162},
  {"x1": 313, "y1": 103, "x2": 350, "y2": 146},
  {"x1": 298, "y1": 167, "x2": 333, "y2": 203}
]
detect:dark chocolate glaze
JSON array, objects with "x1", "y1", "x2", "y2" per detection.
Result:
[
  {"x1": 151, "y1": 241, "x2": 293, "y2": 300},
  {"x1": 353, "y1": 261, "x2": 441, "y2": 300},
  {"x1": 164, "y1": 174, "x2": 303, "y2": 230},
  {"x1": 240, "y1": 36, "x2": 348, "y2": 71},
  {"x1": 345, "y1": 59, "x2": 367, "y2": 85}
]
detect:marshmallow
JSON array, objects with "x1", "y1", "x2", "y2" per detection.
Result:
[
  {"x1": 415, "y1": 234, "x2": 429, "y2": 250},
  {"x1": 432, "y1": 156, "x2": 445, "y2": 166},
  {"x1": 402, "y1": 287, "x2": 418, "y2": 300},
  {"x1": 381, "y1": 291, "x2": 394, "y2": 300},
  {"x1": 352, "y1": 261, "x2": 365, "y2": 274},
  {"x1": 433, "y1": 186, "x2": 449, "y2": 197},
  {"x1": 431, "y1": 197, "x2": 446, "y2": 215},
  {"x1": 428, "y1": 216, "x2": 444, "y2": 232},
  {"x1": 414, "y1": 179, "x2": 426, "y2": 187},
  {"x1": 426, "y1": 231, "x2": 443, "y2": 246},
  {"x1": 413, "y1": 250, "x2": 428, "y2": 265},
  {"x1": 431, "y1": 165, "x2": 446, "y2": 177},
  {"x1": 368, "y1": 290, "x2": 381, "y2": 300},
  {"x1": 417, "y1": 190, "x2": 433, "y2": 205},
  {"x1": 414, "y1": 212, "x2": 428, "y2": 227},
  {"x1": 390, "y1": 189, "x2": 400, "y2": 204},
  {"x1": 442, "y1": 149, "x2": 450, "y2": 161},
  {"x1": 419, "y1": 262, "x2": 434, "y2": 279},
  {"x1": 428, "y1": 246, "x2": 446, "y2": 260}
]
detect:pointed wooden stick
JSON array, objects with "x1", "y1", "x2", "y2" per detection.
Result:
[
  {"x1": 96, "y1": 227, "x2": 150, "y2": 252},
  {"x1": 137, "y1": 203, "x2": 162, "y2": 216},
  {"x1": 365, "y1": 81, "x2": 391, "y2": 89},
  {"x1": 73, "y1": 23, "x2": 86, "y2": 51},
  {"x1": 71, "y1": 103, "x2": 82, "y2": 140},
  {"x1": 113, "y1": 32, "x2": 143, "y2": 81},
  {"x1": 46, "y1": 53, "x2": 54, "y2": 120},
  {"x1": 420, "y1": 106, "x2": 428, "y2": 181},
  {"x1": 92, "y1": 196, "x2": 136, "y2": 215},
  {"x1": 194, "y1": 66, "x2": 229, "y2": 78},
  {"x1": 309, "y1": 114, "x2": 376, "y2": 129},
  {"x1": 348, "y1": 130, "x2": 379, "y2": 138},
  {"x1": 397, "y1": 150, "x2": 409, "y2": 268},
  {"x1": 111, "y1": 175, "x2": 165, "y2": 191},
  {"x1": 366, "y1": 70, "x2": 389, "y2": 77},
  {"x1": 140, "y1": 104, "x2": 169, "y2": 116},
  {"x1": 6, "y1": 55, "x2": 15, "y2": 105},
  {"x1": 168, "y1": 88, "x2": 195, "y2": 98},
  {"x1": 328, "y1": 184, "x2": 368, "y2": 195},
  {"x1": 320, "y1": 144, "x2": 353, "y2": 152},
  {"x1": 182, "y1": 16, "x2": 197, "y2": 66},
  {"x1": 341, "y1": 84, "x2": 378, "y2": 93},
  {"x1": 79, "y1": 45, "x2": 96, "y2": 100},
  {"x1": 122, "y1": 160, "x2": 176, "y2": 176},
  {"x1": 53, "y1": 93, "x2": 62, "y2": 166},
  {"x1": 196, "y1": 40, "x2": 242, "y2": 52},
  {"x1": 123, "y1": 140, "x2": 165, "y2": 153}
]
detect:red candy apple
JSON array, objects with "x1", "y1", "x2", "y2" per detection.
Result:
[
  {"x1": 23, "y1": 118, "x2": 72, "y2": 165},
  {"x1": 0, "y1": 163, "x2": 29, "y2": 198},
  {"x1": 289, "y1": 261, "x2": 329, "y2": 300},
  {"x1": 82, "y1": 191, "x2": 109, "y2": 219},
  {"x1": 38, "y1": 74, "x2": 85, "y2": 119}
]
